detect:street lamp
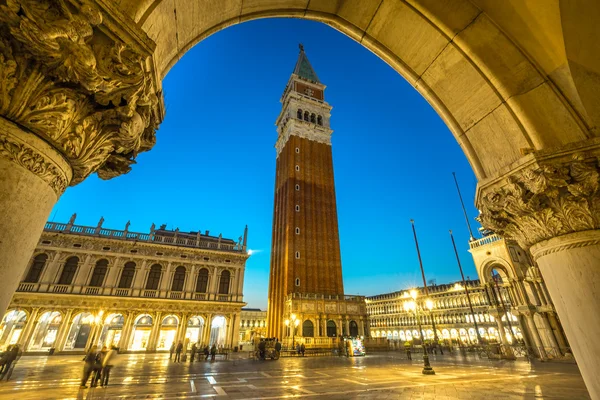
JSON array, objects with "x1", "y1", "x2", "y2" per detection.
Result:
[
  {"x1": 87, "y1": 310, "x2": 104, "y2": 350},
  {"x1": 284, "y1": 314, "x2": 300, "y2": 347},
  {"x1": 404, "y1": 290, "x2": 435, "y2": 375}
]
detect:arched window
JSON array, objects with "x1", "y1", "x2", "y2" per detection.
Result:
[
  {"x1": 303, "y1": 320, "x2": 314, "y2": 337},
  {"x1": 195, "y1": 268, "x2": 209, "y2": 293},
  {"x1": 304, "y1": 111, "x2": 309, "y2": 121},
  {"x1": 171, "y1": 266, "x2": 186, "y2": 292},
  {"x1": 145, "y1": 264, "x2": 162, "y2": 290},
  {"x1": 58, "y1": 257, "x2": 79, "y2": 285},
  {"x1": 218, "y1": 270, "x2": 230, "y2": 294},
  {"x1": 25, "y1": 254, "x2": 48, "y2": 283},
  {"x1": 310, "y1": 113, "x2": 316, "y2": 123},
  {"x1": 118, "y1": 262, "x2": 136, "y2": 288},
  {"x1": 326, "y1": 320, "x2": 337, "y2": 337},
  {"x1": 317, "y1": 115, "x2": 323, "y2": 125},
  {"x1": 297, "y1": 109, "x2": 302, "y2": 119},
  {"x1": 89, "y1": 259, "x2": 108, "y2": 287}
]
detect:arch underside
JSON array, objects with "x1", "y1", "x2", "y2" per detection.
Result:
[{"x1": 111, "y1": 0, "x2": 597, "y2": 183}]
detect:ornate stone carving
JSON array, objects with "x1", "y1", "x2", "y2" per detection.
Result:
[
  {"x1": 478, "y1": 153, "x2": 600, "y2": 249},
  {"x1": 0, "y1": 132, "x2": 68, "y2": 193},
  {"x1": 0, "y1": 0, "x2": 161, "y2": 185}
]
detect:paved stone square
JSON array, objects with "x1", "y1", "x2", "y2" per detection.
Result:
[{"x1": 0, "y1": 352, "x2": 590, "y2": 399}]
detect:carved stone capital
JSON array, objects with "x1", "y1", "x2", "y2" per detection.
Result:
[
  {"x1": 0, "y1": 115, "x2": 71, "y2": 195},
  {"x1": 476, "y1": 140, "x2": 600, "y2": 249},
  {"x1": 0, "y1": 0, "x2": 163, "y2": 185}
]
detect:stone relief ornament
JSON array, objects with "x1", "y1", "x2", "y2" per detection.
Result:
[
  {"x1": 0, "y1": 133, "x2": 68, "y2": 193},
  {"x1": 0, "y1": 0, "x2": 161, "y2": 185},
  {"x1": 478, "y1": 154, "x2": 600, "y2": 249}
]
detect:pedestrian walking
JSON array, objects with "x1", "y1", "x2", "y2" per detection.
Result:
[
  {"x1": 296, "y1": 343, "x2": 301, "y2": 356},
  {"x1": 258, "y1": 339, "x2": 266, "y2": 360},
  {"x1": 169, "y1": 343, "x2": 175, "y2": 361},
  {"x1": 100, "y1": 346, "x2": 118, "y2": 387},
  {"x1": 0, "y1": 345, "x2": 20, "y2": 381},
  {"x1": 210, "y1": 344, "x2": 217, "y2": 361},
  {"x1": 90, "y1": 346, "x2": 105, "y2": 387},
  {"x1": 274, "y1": 339, "x2": 282, "y2": 358},
  {"x1": 404, "y1": 342, "x2": 412, "y2": 360},
  {"x1": 175, "y1": 341, "x2": 183, "y2": 362},
  {"x1": 80, "y1": 345, "x2": 98, "y2": 388},
  {"x1": 300, "y1": 343, "x2": 305, "y2": 357},
  {"x1": 190, "y1": 343, "x2": 197, "y2": 362},
  {"x1": 204, "y1": 345, "x2": 210, "y2": 361},
  {"x1": 0, "y1": 347, "x2": 9, "y2": 376}
]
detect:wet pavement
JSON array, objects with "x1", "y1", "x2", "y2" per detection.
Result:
[{"x1": 0, "y1": 352, "x2": 590, "y2": 399}]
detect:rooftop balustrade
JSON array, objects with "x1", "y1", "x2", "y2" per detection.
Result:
[
  {"x1": 469, "y1": 234, "x2": 503, "y2": 249},
  {"x1": 44, "y1": 221, "x2": 246, "y2": 253}
]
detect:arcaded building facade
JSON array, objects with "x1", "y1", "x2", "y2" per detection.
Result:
[
  {"x1": 0, "y1": 216, "x2": 249, "y2": 353},
  {"x1": 266, "y1": 46, "x2": 367, "y2": 342},
  {"x1": 367, "y1": 234, "x2": 570, "y2": 361}
]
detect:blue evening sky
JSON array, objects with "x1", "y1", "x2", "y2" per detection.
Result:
[{"x1": 52, "y1": 19, "x2": 481, "y2": 309}]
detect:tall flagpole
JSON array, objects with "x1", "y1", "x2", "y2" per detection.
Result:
[
  {"x1": 449, "y1": 230, "x2": 483, "y2": 344},
  {"x1": 452, "y1": 172, "x2": 475, "y2": 241},
  {"x1": 410, "y1": 219, "x2": 439, "y2": 343}
]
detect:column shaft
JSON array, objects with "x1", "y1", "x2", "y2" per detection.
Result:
[
  {"x1": 532, "y1": 230, "x2": 600, "y2": 398},
  {"x1": 0, "y1": 118, "x2": 71, "y2": 316}
]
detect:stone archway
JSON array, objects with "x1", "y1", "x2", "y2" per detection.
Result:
[{"x1": 0, "y1": 0, "x2": 599, "y2": 396}]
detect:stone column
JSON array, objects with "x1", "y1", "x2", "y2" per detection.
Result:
[
  {"x1": 54, "y1": 309, "x2": 74, "y2": 352},
  {"x1": 105, "y1": 257, "x2": 122, "y2": 290},
  {"x1": 547, "y1": 312, "x2": 569, "y2": 351},
  {"x1": 177, "y1": 313, "x2": 188, "y2": 343},
  {"x1": 478, "y1": 146, "x2": 600, "y2": 398},
  {"x1": 315, "y1": 317, "x2": 320, "y2": 338},
  {"x1": 0, "y1": 117, "x2": 71, "y2": 317},
  {"x1": 19, "y1": 308, "x2": 40, "y2": 349},
  {"x1": 230, "y1": 313, "x2": 241, "y2": 349},
  {"x1": 119, "y1": 312, "x2": 135, "y2": 351},
  {"x1": 236, "y1": 267, "x2": 245, "y2": 302},
  {"x1": 203, "y1": 314, "x2": 214, "y2": 345},
  {"x1": 539, "y1": 314, "x2": 561, "y2": 351},
  {"x1": 524, "y1": 312, "x2": 547, "y2": 360},
  {"x1": 40, "y1": 252, "x2": 63, "y2": 290},
  {"x1": 0, "y1": 0, "x2": 162, "y2": 317},
  {"x1": 132, "y1": 261, "x2": 148, "y2": 296},
  {"x1": 146, "y1": 312, "x2": 162, "y2": 352}
]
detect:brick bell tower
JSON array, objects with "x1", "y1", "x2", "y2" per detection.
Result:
[{"x1": 267, "y1": 45, "x2": 346, "y2": 339}]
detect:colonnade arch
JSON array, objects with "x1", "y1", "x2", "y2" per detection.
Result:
[{"x1": 0, "y1": 0, "x2": 599, "y2": 396}]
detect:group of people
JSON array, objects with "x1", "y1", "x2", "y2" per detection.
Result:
[
  {"x1": 169, "y1": 341, "x2": 219, "y2": 362},
  {"x1": 0, "y1": 345, "x2": 21, "y2": 381},
  {"x1": 257, "y1": 338, "x2": 282, "y2": 360},
  {"x1": 80, "y1": 345, "x2": 118, "y2": 389}
]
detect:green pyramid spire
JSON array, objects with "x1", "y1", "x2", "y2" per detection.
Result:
[{"x1": 293, "y1": 43, "x2": 320, "y2": 83}]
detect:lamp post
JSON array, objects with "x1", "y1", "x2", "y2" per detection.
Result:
[
  {"x1": 284, "y1": 314, "x2": 300, "y2": 347},
  {"x1": 410, "y1": 220, "x2": 439, "y2": 344},
  {"x1": 449, "y1": 230, "x2": 483, "y2": 344},
  {"x1": 404, "y1": 290, "x2": 435, "y2": 375}
]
